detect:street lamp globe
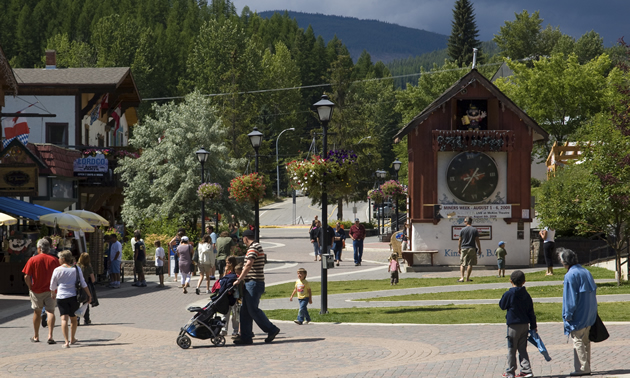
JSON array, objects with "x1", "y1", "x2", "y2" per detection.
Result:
[
  {"x1": 313, "y1": 95, "x2": 335, "y2": 122},
  {"x1": 195, "y1": 147, "x2": 209, "y2": 164},
  {"x1": 376, "y1": 169, "x2": 386, "y2": 179},
  {"x1": 392, "y1": 159, "x2": 402, "y2": 173},
  {"x1": 248, "y1": 127, "x2": 264, "y2": 150}
]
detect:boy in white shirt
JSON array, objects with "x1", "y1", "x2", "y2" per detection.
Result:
[{"x1": 154, "y1": 240, "x2": 165, "y2": 288}]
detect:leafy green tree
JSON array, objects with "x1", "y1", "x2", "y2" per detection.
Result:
[
  {"x1": 494, "y1": 10, "x2": 563, "y2": 61},
  {"x1": 116, "y1": 91, "x2": 251, "y2": 230},
  {"x1": 44, "y1": 33, "x2": 95, "y2": 67},
  {"x1": 447, "y1": 0, "x2": 482, "y2": 66},
  {"x1": 574, "y1": 30, "x2": 605, "y2": 64},
  {"x1": 495, "y1": 53, "x2": 612, "y2": 156}
]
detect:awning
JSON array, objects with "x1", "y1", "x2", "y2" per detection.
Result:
[{"x1": 0, "y1": 197, "x2": 60, "y2": 220}]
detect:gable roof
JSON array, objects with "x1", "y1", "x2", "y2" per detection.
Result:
[
  {"x1": 0, "y1": 139, "x2": 47, "y2": 168},
  {"x1": 393, "y1": 69, "x2": 548, "y2": 143}
]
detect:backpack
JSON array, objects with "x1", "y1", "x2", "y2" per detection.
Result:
[{"x1": 135, "y1": 240, "x2": 146, "y2": 262}]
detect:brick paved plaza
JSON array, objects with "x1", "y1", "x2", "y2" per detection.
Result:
[{"x1": 1, "y1": 228, "x2": 629, "y2": 377}]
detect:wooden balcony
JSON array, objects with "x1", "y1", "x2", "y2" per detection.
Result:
[{"x1": 431, "y1": 130, "x2": 515, "y2": 152}]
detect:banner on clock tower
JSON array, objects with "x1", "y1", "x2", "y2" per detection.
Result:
[{"x1": 439, "y1": 204, "x2": 512, "y2": 219}]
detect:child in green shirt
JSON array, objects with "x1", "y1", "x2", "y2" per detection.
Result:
[{"x1": 496, "y1": 241, "x2": 507, "y2": 278}]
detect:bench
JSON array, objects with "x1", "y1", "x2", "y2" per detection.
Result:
[{"x1": 401, "y1": 250, "x2": 439, "y2": 266}]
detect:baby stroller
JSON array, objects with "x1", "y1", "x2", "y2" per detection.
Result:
[{"x1": 177, "y1": 283, "x2": 234, "y2": 349}]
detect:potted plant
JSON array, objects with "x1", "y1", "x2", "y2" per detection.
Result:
[
  {"x1": 367, "y1": 188, "x2": 385, "y2": 203},
  {"x1": 228, "y1": 173, "x2": 266, "y2": 203},
  {"x1": 197, "y1": 182, "x2": 223, "y2": 201},
  {"x1": 380, "y1": 180, "x2": 406, "y2": 201},
  {"x1": 286, "y1": 149, "x2": 358, "y2": 199}
]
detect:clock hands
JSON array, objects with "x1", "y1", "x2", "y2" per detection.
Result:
[{"x1": 461, "y1": 168, "x2": 486, "y2": 193}]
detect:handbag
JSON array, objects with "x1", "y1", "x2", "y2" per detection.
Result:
[
  {"x1": 75, "y1": 266, "x2": 88, "y2": 304},
  {"x1": 88, "y1": 280, "x2": 99, "y2": 307},
  {"x1": 192, "y1": 245, "x2": 199, "y2": 264},
  {"x1": 589, "y1": 313, "x2": 609, "y2": 342}
]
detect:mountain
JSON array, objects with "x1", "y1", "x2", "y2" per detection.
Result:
[{"x1": 258, "y1": 11, "x2": 448, "y2": 63}]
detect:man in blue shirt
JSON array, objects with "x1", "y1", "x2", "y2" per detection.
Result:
[{"x1": 560, "y1": 249, "x2": 597, "y2": 376}]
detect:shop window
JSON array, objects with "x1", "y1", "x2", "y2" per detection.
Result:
[{"x1": 46, "y1": 123, "x2": 68, "y2": 145}]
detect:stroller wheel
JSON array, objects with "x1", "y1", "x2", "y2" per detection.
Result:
[
  {"x1": 177, "y1": 335, "x2": 191, "y2": 349},
  {"x1": 211, "y1": 335, "x2": 225, "y2": 347}
]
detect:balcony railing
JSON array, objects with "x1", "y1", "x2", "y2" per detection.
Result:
[{"x1": 432, "y1": 130, "x2": 514, "y2": 152}]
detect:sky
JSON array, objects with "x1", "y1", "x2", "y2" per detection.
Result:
[{"x1": 232, "y1": 0, "x2": 628, "y2": 45}]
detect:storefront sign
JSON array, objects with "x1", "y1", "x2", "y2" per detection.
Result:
[
  {"x1": 439, "y1": 204, "x2": 512, "y2": 219},
  {"x1": 0, "y1": 165, "x2": 38, "y2": 195},
  {"x1": 451, "y1": 225, "x2": 492, "y2": 240},
  {"x1": 73, "y1": 154, "x2": 108, "y2": 177}
]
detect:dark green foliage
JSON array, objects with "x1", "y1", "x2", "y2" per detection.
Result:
[{"x1": 447, "y1": 0, "x2": 482, "y2": 67}]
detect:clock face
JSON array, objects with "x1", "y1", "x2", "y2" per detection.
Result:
[{"x1": 446, "y1": 152, "x2": 499, "y2": 203}]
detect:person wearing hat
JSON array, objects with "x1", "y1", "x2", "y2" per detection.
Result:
[
  {"x1": 495, "y1": 241, "x2": 507, "y2": 278},
  {"x1": 349, "y1": 218, "x2": 366, "y2": 266},
  {"x1": 176, "y1": 236, "x2": 194, "y2": 294},
  {"x1": 233, "y1": 229, "x2": 280, "y2": 345}
]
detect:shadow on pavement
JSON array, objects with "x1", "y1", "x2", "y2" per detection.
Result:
[{"x1": 383, "y1": 307, "x2": 474, "y2": 314}]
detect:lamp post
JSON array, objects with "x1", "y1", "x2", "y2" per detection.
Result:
[
  {"x1": 276, "y1": 128, "x2": 295, "y2": 198},
  {"x1": 313, "y1": 94, "x2": 334, "y2": 315},
  {"x1": 376, "y1": 169, "x2": 387, "y2": 236},
  {"x1": 248, "y1": 127, "x2": 263, "y2": 242},
  {"x1": 392, "y1": 159, "x2": 402, "y2": 232},
  {"x1": 195, "y1": 148, "x2": 209, "y2": 236}
]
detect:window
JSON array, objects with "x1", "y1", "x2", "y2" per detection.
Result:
[{"x1": 45, "y1": 123, "x2": 68, "y2": 145}]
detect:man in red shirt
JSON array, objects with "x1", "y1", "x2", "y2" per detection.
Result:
[
  {"x1": 349, "y1": 218, "x2": 366, "y2": 266},
  {"x1": 22, "y1": 239, "x2": 60, "y2": 344}
]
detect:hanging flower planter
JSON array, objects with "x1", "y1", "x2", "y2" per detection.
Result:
[
  {"x1": 380, "y1": 180, "x2": 406, "y2": 201},
  {"x1": 197, "y1": 182, "x2": 223, "y2": 201},
  {"x1": 367, "y1": 188, "x2": 385, "y2": 203},
  {"x1": 228, "y1": 173, "x2": 266, "y2": 203},
  {"x1": 286, "y1": 149, "x2": 358, "y2": 199}
]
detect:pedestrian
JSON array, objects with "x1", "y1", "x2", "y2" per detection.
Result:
[
  {"x1": 195, "y1": 234, "x2": 214, "y2": 295},
  {"x1": 332, "y1": 222, "x2": 345, "y2": 266},
  {"x1": 154, "y1": 240, "x2": 165, "y2": 287},
  {"x1": 457, "y1": 216, "x2": 481, "y2": 282},
  {"x1": 289, "y1": 268, "x2": 312, "y2": 325},
  {"x1": 216, "y1": 256, "x2": 238, "y2": 335},
  {"x1": 207, "y1": 225, "x2": 218, "y2": 279},
  {"x1": 309, "y1": 215, "x2": 319, "y2": 233},
  {"x1": 229, "y1": 262, "x2": 244, "y2": 340},
  {"x1": 309, "y1": 220, "x2": 321, "y2": 261},
  {"x1": 560, "y1": 249, "x2": 597, "y2": 376},
  {"x1": 499, "y1": 270, "x2": 536, "y2": 378},
  {"x1": 50, "y1": 250, "x2": 92, "y2": 348},
  {"x1": 349, "y1": 218, "x2": 366, "y2": 266},
  {"x1": 22, "y1": 239, "x2": 60, "y2": 344},
  {"x1": 130, "y1": 229, "x2": 139, "y2": 283},
  {"x1": 169, "y1": 229, "x2": 185, "y2": 282},
  {"x1": 388, "y1": 252, "x2": 401, "y2": 285},
  {"x1": 132, "y1": 230, "x2": 147, "y2": 287},
  {"x1": 76, "y1": 252, "x2": 96, "y2": 325},
  {"x1": 232, "y1": 229, "x2": 280, "y2": 345},
  {"x1": 540, "y1": 227, "x2": 556, "y2": 276},
  {"x1": 177, "y1": 236, "x2": 193, "y2": 294},
  {"x1": 496, "y1": 241, "x2": 507, "y2": 278},
  {"x1": 108, "y1": 234, "x2": 122, "y2": 288},
  {"x1": 401, "y1": 224, "x2": 409, "y2": 251},
  {"x1": 216, "y1": 231, "x2": 235, "y2": 279}
]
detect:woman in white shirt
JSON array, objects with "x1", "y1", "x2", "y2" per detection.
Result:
[
  {"x1": 195, "y1": 234, "x2": 215, "y2": 295},
  {"x1": 50, "y1": 250, "x2": 91, "y2": 348},
  {"x1": 539, "y1": 227, "x2": 556, "y2": 276}
]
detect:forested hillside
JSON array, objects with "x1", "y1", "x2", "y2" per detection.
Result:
[{"x1": 259, "y1": 11, "x2": 448, "y2": 63}]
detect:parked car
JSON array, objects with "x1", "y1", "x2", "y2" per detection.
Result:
[
  {"x1": 295, "y1": 189, "x2": 306, "y2": 197},
  {"x1": 373, "y1": 202, "x2": 394, "y2": 218}
]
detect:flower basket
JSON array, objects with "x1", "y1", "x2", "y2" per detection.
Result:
[
  {"x1": 286, "y1": 149, "x2": 357, "y2": 199},
  {"x1": 228, "y1": 173, "x2": 266, "y2": 203},
  {"x1": 197, "y1": 182, "x2": 223, "y2": 201},
  {"x1": 380, "y1": 180, "x2": 406, "y2": 201},
  {"x1": 368, "y1": 189, "x2": 385, "y2": 203}
]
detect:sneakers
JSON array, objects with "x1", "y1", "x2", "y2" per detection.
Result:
[
  {"x1": 132, "y1": 282, "x2": 140, "y2": 287},
  {"x1": 502, "y1": 374, "x2": 514, "y2": 378},
  {"x1": 231, "y1": 333, "x2": 240, "y2": 339},
  {"x1": 516, "y1": 373, "x2": 533, "y2": 378},
  {"x1": 265, "y1": 328, "x2": 280, "y2": 343},
  {"x1": 195, "y1": 288, "x2": 200, "y2": 295},
  {"x1": 294, "y1": 320, "x2": 303, "y2": 325},
  {"x1": 305, "y1": 321, "x2": 310, "y2": 325}
]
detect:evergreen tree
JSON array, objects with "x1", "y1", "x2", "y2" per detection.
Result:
[{"x1": 447, "y1": 0, "x2": 482, "y2": 67}]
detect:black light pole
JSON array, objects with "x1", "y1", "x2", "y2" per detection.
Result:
[
  {"x1": 376, "y1": 169, "x2": 386, "y2": 236},
  {"x1": 393, "y1": 159, "x2": 402, "y2": 232},
  {"x1": 248, "y1": 127, "x2": 263, "y2": 242},
  {"x1": 314, "y1": 94, "x2": 335, "y2": 315},
  {"x1": 195, "y1": 148, "x2": 209, "y2": 236}
]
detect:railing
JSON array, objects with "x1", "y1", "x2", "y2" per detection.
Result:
[{"x1": 432, "y1": 130, "x2": 515, "y2": 152}]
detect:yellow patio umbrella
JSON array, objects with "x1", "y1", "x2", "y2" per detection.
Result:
[
  {"x1": 0, "y1": 212, "x2": 17, "y2": 226},
  {"x1": 64, "y1": 210, "x2": 109, "y2": 227},
  {"x1": 39, "y1": 213, "x2": 95, "y2": 233}
]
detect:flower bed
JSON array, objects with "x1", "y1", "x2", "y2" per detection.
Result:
[
  {"x1": 228, "y1": 173, "x2": 266, "y2": 203},
  {"x1": 82, "y1": 148, "x2": 139, "y2": 158},
  {"x1": 197, "y1": 182, "x2": 223, "y2": 201}
]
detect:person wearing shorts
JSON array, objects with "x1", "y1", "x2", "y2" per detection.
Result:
[
  {"x1": 458, "y1": 216, "x2": 481, "y2": 282},
  {"x1": 23, "y1": 239, "x2": 60, "y2": 344}
]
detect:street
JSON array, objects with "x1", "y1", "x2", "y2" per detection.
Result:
[{"x1": 260, "y1": 197, "x2": 372, "y2": 225}]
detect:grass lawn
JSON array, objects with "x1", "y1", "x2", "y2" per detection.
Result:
[
  {"x1": 357, "y1": 282, "x2": 630, "y2": 302},
  {"x1": 266, "y1": 301, "x2": 630, "y2": 324},
  {"x1": 262, "y1": 267, "x2": 614, "y2": 299}
]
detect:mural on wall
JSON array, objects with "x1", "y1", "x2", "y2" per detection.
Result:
[{"x1": 6, "y1": 231, "x2": 34, "y2": 263}]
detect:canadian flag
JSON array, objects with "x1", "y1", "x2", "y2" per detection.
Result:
[
  {"x1": 2, "y1": 115, "x2": 29, "y2": 148},
  {"x1": 111, "y1": 104, "x2": 122, "y2": 134}
]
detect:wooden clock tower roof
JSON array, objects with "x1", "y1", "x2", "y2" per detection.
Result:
[{"x1": 393, "y1": 69, "x2": 548, "y2": 143}]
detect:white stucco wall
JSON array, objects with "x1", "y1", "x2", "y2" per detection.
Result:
[
  {"x1": 3, "y1": 95, "x2": 76, "y2": 145},
  {"x1": 411, "y1": 150, "x2": 532, "y2": 266},
  {"x1": 81, "y1": 110, "x2": 129, "y2": 147}
]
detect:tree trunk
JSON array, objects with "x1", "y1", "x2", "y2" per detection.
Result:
[{"x1": 337, "y1": 198, "x2": 343, "y2": 221}]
